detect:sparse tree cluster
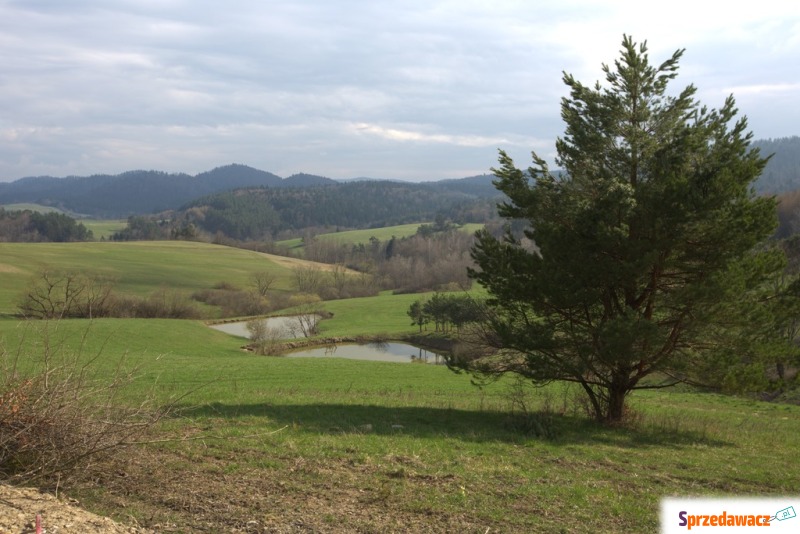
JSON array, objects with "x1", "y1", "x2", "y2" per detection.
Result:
[
  {"x1": 17, "y1": 269, "x2": 202, "y2": 319},
  {"x1": 304, "y1": 227, "x2": 475, "y2": 294},
  {"x1": 291, "y1": 265, "x2": 378, "y2": 301},
  {"x1": 407, "y1": 293, "x2": 484, "y2": 334},
  {"x1": 17, "y1": 270, "x2": 115, "y2": 319}
]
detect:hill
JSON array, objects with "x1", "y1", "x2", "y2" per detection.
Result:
[
  {"x1": 176, "y1": 180, "x2": 497, "y2": 240},
  {"x1": 1, "y1": 135, "x2": 795, "y2": 221},
  {"x1": 0, "y1": 166, "x2": 500, "y2": 219},
  {"x1": 0, "y1": 165, "x2": 281, "y2": 218},
  {"x1": 0, "y1": 241, "x2": 335, "y2": 316},
  {"x1": 752, "y1": 136, "x2": 800, "y2": 194}
]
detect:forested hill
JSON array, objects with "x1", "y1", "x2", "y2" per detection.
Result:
[
  {"x1": 1, "y1": 135, "x2": 796, "y2": 217},
  {"x1": 0, "y1": 164, "x2": 283, "y2": 218},
  {"x1": 0, "y1": 164, "x2": 495, "y2": 218},
  {"x1": 177, "y1": 180, "x2": 498, "y2": 240},
  {"x1": 752, "y1": 136, "x2": 800, "y2": 194}
]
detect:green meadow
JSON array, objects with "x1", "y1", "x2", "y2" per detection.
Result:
[
  {"x1": 0, "y1": 241, "x2": 322, "y2": 314},
  {"x1": 278, "y1": 222, "x2": 484, "y2": 250},
  {"x1": 80, "y1": 219, "x2": 127, "y2": 239},
  {"x1": 1, "y1": 241, "x2": 798, "y2": 532}
]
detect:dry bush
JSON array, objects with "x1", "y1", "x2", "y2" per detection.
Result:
[
  {"x1": 113, "y1": 289, "x2": 202, "y2": 319},
  {"x1": 17, "y1": 269, "x2": 117, "y2": 319},
  {"x1": 192, "y1": 287, "x2": 275, "y2": 317},
  {"x1": 0, "y1": 323, "x2": 172, "y2": 487},
  {"x1": 286, "y1": 294, "x2": 323, "y2": 338},
  {"x1": 246, "y1": 321, "x2": 288, "y2": 355},
  {"x1": 17, "y1": 269, "x2": 202, "y2": 320},
  {"x1": 250, "y1": 271, "x2": 277, "y2": 297},
  {"x1": 292, "y1": 266, "x2": 324, "y2": 293}
]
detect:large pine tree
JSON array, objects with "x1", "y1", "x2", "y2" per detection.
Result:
[{"x1": 466, "y1": 36, "x2": 781, "y2": 423}]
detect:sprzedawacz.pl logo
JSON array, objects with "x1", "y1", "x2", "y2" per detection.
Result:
[{"x1": 678, "y1": 511, "x2": 771, "y2": 529}]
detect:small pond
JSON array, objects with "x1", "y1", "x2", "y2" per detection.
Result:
[
  {"x1": 287, "y1": 342, "x2": 446, "y2": 364},
  {"x1": 210, "y1": 316, "x2": 318, "y2": 340}
]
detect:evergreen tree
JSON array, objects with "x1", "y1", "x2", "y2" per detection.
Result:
[{"x1": 464, "y1": 36, "x2": 782, "y2": 423}]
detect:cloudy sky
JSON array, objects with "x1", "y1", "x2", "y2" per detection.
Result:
[{"x1": 1, "y1": 0, "x2": 799, "y2": 182}]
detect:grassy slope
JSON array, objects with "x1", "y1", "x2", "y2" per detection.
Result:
[
  {"x1": 278, "y1": 222, "x2": 484, "y2": 250},
  {"x1": 81, "y1": 219, "x2": 127, "y2": 240},
  {"x1": 0, "y1": 203, "x2": 126, "y2": 239},
  {"x1": 0, "y1": 241, "x2": 333, "y2": 314},
  {"x1": 2, "y1": 312, "x2": 798, "y2": 532},
  {"x1": 1, "y1": 242, "x2": 798, "y2": 531}
]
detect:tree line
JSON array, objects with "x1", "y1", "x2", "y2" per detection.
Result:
[
  {"x1": 0, "y1": 209, "x2": 92, "y2": 242},
  {"x1": 303, "y1": 224, "x2": 477, "y2": 293}
]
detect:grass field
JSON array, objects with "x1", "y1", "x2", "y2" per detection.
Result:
[
  {"x1": 0, "y1": 241, "x2": 338, "y2": 315},
  {"x1": 278, "y1": 222, "x2": 485, "y2": 250},
  {"x1": 1, "y1": 311, "x2": 798, "y2": 532},
  {"x1": 1, "y1": 204, "x2": 126, "y2": 239},
  {"x1": 1, "y1": 241, "x2": 798, "y2": 532},
  {"x1": 81, "y1": 219, "x2": 127, "y2": 239}
]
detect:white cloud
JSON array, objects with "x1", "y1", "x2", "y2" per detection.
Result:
[
  {"x1": 723, "y1": 83, "x2": 800, "y2": 97},
  {"x1": 351, "y1": 122, "x2": 538, "y2": 149},
  {"x1": 0, "y1": 0, "x2": 798, "y2": 181}
]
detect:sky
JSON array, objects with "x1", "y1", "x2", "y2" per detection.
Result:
[{"x1": 1, "y1": 0, "x2": 799, "y2": 182}]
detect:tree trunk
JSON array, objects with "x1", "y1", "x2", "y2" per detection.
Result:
[{"x1": 605, "y1": 385, "x2": 628, "y2": 424}]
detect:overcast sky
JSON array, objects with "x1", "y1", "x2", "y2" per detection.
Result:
[{"x1": 1, "y1": 0, "x2": 799, "y2": 182}]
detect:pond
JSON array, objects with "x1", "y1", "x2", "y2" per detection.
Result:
[
  {"x1": 286, "y1": 342, "x2": 446, "y2": 364},
  {"x1": 209, "y1": 315, "x2": 319, "y2": 339}
]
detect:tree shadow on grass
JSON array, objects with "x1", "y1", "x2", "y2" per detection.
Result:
[{"x1": 176, "y1": 402, "x2": 732, "y2": 448}]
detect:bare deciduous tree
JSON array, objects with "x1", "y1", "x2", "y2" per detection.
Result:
[
  {"x1": 250, "y1": 271, "x2": 277, "y2": 297},
  {"x1": 293, "y1": 265, "x2": 324, "y2": 293}
]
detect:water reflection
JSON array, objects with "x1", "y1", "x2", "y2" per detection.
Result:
[
  {"x1": 210, "y1": 316, "x2": 319, "y2": 339},
  {"x1": 287, "y1": 342, "x2": 445, "y2": 364}
]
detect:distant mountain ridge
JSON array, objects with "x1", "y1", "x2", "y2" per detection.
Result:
[
  {"x1": 0, "y1": 164, "x2": 499, "y2": 218},
  {"x1": 1, "y1": 135, "x2": 797, "y2": 218},
  {"x1": 0, "y1": 164, "x2": 344, "y2": 218}
]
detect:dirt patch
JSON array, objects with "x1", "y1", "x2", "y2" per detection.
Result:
[
  {"x1": 256, "y1": 253, "x2": 358, "y2": 274},
  {"x1": 65, "y1": 447, "x2": 501, "y2": 533},
  {"x1": 0, "y1": 484, "x2": 151, "y2": 533},
  {"x1": 0, "y1": 264, "x2": 23, "y2": 274}
]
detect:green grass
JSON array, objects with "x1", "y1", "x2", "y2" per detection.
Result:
[
  {"x1": 277, "y1": 222, "x2": 485, "y2": 250},
  {"x1": 0, "y1": 241, "x2": 315, "y2": 314},
  {"x1": 318, "y1": 291, "x2": 439, "y2": 336},
  {"x1": 81, "y1": 219, "x2": 127, "y2": 240},
  {"x1": 2, "y1": 315, "x2": 798, "y2": 532},
  {"x1": 0, "y1": 242, "x2": 796, "y2": 531},
  {"x1": 0, "y1": 204, "x2": 125, "y2": 239}
]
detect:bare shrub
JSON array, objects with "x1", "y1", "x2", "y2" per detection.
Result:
[
  {"x1": 123, "y1": 289, "x2": 201, "y2": 319},
  {"x1": 287, "y1": 294, "x2": 323, "y2": 338},
  {"x1": 318, "y1": 267, "x2": 379, "y2": 301},
  {"x1": 293, "y1": 266, "x2": 324, "y2": 294},
  {"x1": 192, "y1": 288, "x2": 270, "y2": 317},
  {"x1": 246, "y1": 318, "x2": 268, "y2": 342},
  {"x1": 213, "y1": 281, "x2": 239, "y2": 291},
  {"x1": 246, "y1": 321, "x2": 288, "y2": 355},
  {"x1": 0, "y1": 323, "x2": 171, "y2": 487},
  {"x1": 250, "y1": 271, "x2": 277, "y2": 297},
  {"x1": 17, "y1": 269, "x2": 117, "y2": 319},
  {"x1": 17, "y1": 270, "x2": 201, "y2": 319}
]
